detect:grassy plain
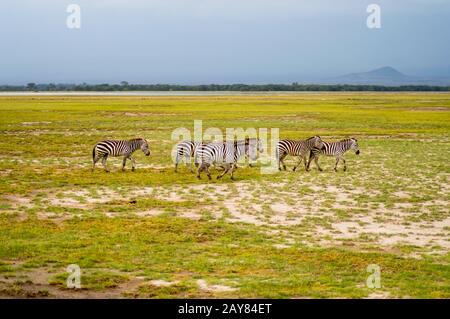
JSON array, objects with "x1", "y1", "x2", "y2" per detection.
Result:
[{"x1": 0, "y1": 93, "x2": 449, "y2": 298}]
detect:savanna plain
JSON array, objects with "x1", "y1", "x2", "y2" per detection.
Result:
[{"x1": 0, "y1": 93, "x2": 449, "y2": 298}]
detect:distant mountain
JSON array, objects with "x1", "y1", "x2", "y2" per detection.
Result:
[
  {"x1": 364, "y1": 66, "x2": 408, "y2": 78},
  {"x1": 323, "y1": 66, "x2": 450, "y2": 86}
]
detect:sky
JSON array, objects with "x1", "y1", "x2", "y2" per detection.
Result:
[{"x1": 1, "y1": 0, "x2": 449, "y2": 84}]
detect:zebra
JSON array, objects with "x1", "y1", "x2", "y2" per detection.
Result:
[
  {"x1": 196, "y1": 138, "x2": 262, "y2": 180},
  {"x1": 276, "y1": 136, "x2": 324, "y2": 171},
  {"x1": 174, "y1": 140, "x2": 232, "y2": 173},
  {"x1": 175, "y1": 138, "x2": 263, "y2": 173},
  {"x1": 306, "y1": 138, "x2": 360, "y2": 172},
  {"x1": 174, "y1": 140, "x2": 205, "y2": 173},
  {"x1": 92, "y1": 138, "x2": 150, "y2": 172}
]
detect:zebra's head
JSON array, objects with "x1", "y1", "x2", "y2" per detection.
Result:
[
  {"x1": 350, "y1": 138, "x2": 360, "y2": 155},
  {"x1": 311, "y1": 135, "x2": 324, "y2": 150},
  {"x1": 141, "y1": 138, "x2": 151, "y2": 156}
]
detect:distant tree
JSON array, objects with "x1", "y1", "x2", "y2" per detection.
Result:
[
  {"x1": 0, "y1": 82, "x2": 448, "y2": 92},
  {"x1": 26, "y1": 82, "x2": 36, "y2": 91}
]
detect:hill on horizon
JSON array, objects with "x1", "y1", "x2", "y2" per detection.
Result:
[{"x1": 322, "y1": 66, "x2": 450, "y2": 86}]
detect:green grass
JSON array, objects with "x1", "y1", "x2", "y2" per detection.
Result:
[
  {"x1": 1, "y1": 216, "x2": 449, "y2": 298},
  {"x1": 0, "y1": 93, "x2": 449, "y2": 298}
]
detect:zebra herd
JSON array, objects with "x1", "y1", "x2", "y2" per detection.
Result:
[
  {"x1": 178, "y1": 138, "x2": 263, "y2": 180},
  {"x1": 91, "y1": 136, "x2": 360, "y2": 178},
  {"x1": 276, "y1": 136, "x2": 360, "y2": 172}
]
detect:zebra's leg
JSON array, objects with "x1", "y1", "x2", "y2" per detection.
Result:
[
  {"x1": 314, "y1": 155, "x2": 323, "y2": 171},
  {"x1": 174, "y1": 153, "x2": 180, "y2": 172},
  {"x1": 122, "y1": 156, "x2": 127, "y2": 171},
  {"x1": 194, "y1": 152, "x2": 200, "y2": 168},
  {"x1": 342, "y1": 158, "x2": 347, "y2": 171},
  {"x1": 276, "y1": 150, "x2": 281, "y2": 171},
  {"x1": 197, "y1": 163, "x2": 204, "y2": 179},
  {"x1": 130, "y1": 156, "x2": 136, "y2": 171},
  {"x1": 185, "y1": 154, "x2": 194, "y2": 173},
  {"x1": 279, "y1": 153, "x2": 287, "y2": 171},
  {"x1": 292, "y1": 156, "x2": 303, "y2": 172},
  {"x1": 92, "y1": 155, "x2": 101, "y2": 172},
  {"x1": 206, "y1": 164, "x2": 212, "y2": 180},
  {"x1": 308, "y1": 154, "x2": 322, "y2": 171},
  {"x1": 246, "y1": 155, "x2": 253, "y2": 168},
  {"x1": 303, "y1": 155, "x2": 310, "y2": 171},
  {"x1": 334, "y1": 157, "x2": 340, "y2": 172},
  {"x1": 230, "y1": 163, "x2": 237, "y2": 180},
  {"x1": 305, "y1": 155, "x2": 311, "y2": 172},
  {"x1": 102, "y1": 155, "x2": 109, "y2": 172},
  {"x1": 306, "y1": 151, "x2": 313, "y2": 171},
  {"x1": 217, "y1": 164, "x2": 230, "y2": 179}
]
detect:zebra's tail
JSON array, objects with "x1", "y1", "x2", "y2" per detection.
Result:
[{"x1": 92, "y1": 144, "x2": 97, "y2": 162}]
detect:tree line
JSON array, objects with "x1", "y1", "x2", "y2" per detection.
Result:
[{"x1": 1, "y1": 82, "x2": 449, "y2": 92}]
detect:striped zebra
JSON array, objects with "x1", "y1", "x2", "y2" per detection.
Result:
[
  {"x1": 306, "y1": 138, "x2": 360, "y2": 172},
  {"x1": 276, "y1": 136, "x2": 324, "y2": 171},
  {"x1": 92, "y1": 138, "x2": 150, "y2": 172},
  {"x1": 174, "y1": 140, "x2": 205, "y2": 173},
  {"x1": 196, "y1": 138, "x2": 262, "y2": 180}
]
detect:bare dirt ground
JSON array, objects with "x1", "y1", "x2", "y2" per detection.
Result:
[{"x1": 7, "y1": 174, "x2": 449, "y2": 255}]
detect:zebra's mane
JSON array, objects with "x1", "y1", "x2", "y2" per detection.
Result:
[
  {"x1": 129, "y1": 138, "x2": 146, "y2": 144},
  {"x1": 305, "y1": 136, "x2": 319, "y2": 141}
]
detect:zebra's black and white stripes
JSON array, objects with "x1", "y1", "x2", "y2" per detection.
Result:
[
  {"x1": 174, "y1": 140, "x2": 205, "y2": 173},
  {"x1": 306, "y1": 138, "x2": 360, "y2": 172},
  {"x1": 276, "y1": 136, "x2": 324, "y2": 171},
  {"x1": 195, "y1": 138, "x2": 262, "y2": 180},
  {"x1": 92, "y1": 138, "x2": 150, "y2": 172}
]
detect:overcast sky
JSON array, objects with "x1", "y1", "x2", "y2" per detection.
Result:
[{"x1": 1, "y1": 0, "x2": 449, "y2": 84}]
